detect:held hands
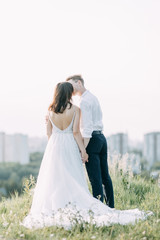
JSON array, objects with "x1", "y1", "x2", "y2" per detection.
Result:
[{"x1": 81, "y1": 150, "x2": 88, "y2": 163}]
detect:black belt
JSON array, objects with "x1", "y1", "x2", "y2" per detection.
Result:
[{"x1": 92, "y1": 130, "x2": 102, "y2": 136}]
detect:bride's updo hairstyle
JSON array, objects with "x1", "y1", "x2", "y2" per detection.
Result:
[{"x1": 48, "y1": 82, "x2": 74, "y2": 113}]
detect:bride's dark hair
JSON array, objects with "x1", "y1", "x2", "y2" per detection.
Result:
[{"x1": 48, "y1": 82, "x2": 74, "y2": 113}]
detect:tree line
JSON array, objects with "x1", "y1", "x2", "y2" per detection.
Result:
[{"x1": 0, "y1": 152, "x2": 43, "y2": 201}]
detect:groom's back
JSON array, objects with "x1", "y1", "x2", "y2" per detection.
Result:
[{"x1": 80, "y1": 91, "x2": 103, "y2": 137}]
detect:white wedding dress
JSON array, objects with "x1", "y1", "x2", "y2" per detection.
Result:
[{"x1": 22, "y1": 112, "x2": 151, "y2": 229}]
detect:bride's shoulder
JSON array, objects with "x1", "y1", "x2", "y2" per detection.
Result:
[{"x1": 48, "y1": 110, "x2": 54, "y2": 117}]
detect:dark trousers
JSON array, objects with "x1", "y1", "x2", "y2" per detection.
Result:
[{"x1": 85, "y1": 133, "x2": 114, "y2": 208}]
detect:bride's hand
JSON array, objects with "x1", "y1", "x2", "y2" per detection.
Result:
[{"x1": 81, "y1": 150, "x2": 88, "y2": 163}]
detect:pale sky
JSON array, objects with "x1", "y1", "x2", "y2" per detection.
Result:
[{"x1": 0, "y1": 0, "x2": 160, "y2": 141}]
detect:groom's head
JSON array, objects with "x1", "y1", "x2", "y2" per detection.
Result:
[{"x1": 66, "y1": 75, "x2": 84, "y2": 96}]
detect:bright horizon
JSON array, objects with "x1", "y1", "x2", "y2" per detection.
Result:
[{"x1": 0, "y1": 0, "x2": 160, "y2": 141}]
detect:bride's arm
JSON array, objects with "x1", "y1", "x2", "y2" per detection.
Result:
[
  {"x1": 73, "y1": 107, "x2": 88, "y2": 163},
  {"x1": 46, "y1": 114, "x2": 52, "y2": 140}
]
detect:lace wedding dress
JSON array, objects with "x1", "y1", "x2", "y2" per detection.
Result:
[{"x1": 22, "y1": 113, "x2": 151, "y2": 229}]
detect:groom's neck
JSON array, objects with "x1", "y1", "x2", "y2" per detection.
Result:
[{"x1": 78, "y1": 87, "x2": 87, "y2": 96}]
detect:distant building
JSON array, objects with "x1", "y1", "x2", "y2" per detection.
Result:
[
  {"x1": 28, "y1": 136, "x2": 47, "y2": 153},
  {"x1": 108, "y1": 133, "x2": 128, "y2": 155},
  {"x1": 144, "y1": 132, "x2": 160, "y2": 169},
  {"x1": 0, "y1": 132, "x2": 29, "y2": 164},
  {"x1": 0, "y1": 132, "x2": 5, "y2": 163}
]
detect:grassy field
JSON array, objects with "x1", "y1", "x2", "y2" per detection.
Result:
[{"x1": 0, "y1": 165, "x2": 160, "y2": 240}]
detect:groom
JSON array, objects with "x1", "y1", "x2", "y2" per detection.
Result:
[{"x1": 66, "y1": 75, "x2": 114, "y2": 208}]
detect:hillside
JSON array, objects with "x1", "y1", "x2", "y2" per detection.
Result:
[{"x1": 0, "y1": 171, "x2": 160, "y2": 240}]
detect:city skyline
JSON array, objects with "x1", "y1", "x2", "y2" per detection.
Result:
[
  {"x1": 1, "y1": 131, "x2": 159, "y2": 172},
  {"x1": 0, "y1": 0, "x2": 160, "y2": 141},
  {"x1": 0, "y1": 132, "x2": 29, "y2": 164}
]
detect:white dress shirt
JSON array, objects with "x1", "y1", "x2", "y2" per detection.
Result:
[{"x1": 79, "y1": 90, "x2": 103, "y2": 138}]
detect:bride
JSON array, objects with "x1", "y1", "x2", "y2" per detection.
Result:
[{"x1": 22, "y1": 82, "x2": 151, "y2": 229}]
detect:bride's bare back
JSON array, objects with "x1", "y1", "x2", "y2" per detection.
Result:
[{"x1": 49, "y1": 104, "x2": 75, "y2": 131}]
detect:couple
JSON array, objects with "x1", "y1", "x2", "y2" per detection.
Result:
[{"x1": 22, "y1": 75, "x2": 150, "y2": 229}]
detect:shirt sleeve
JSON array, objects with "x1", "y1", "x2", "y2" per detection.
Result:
[{"x1": 80, "y1": 100, "x2": 93, "y2": 138}]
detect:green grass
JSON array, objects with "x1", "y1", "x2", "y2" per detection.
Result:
[{"x1": 0, "y1": 173, "x2": 160, "y2": 240}]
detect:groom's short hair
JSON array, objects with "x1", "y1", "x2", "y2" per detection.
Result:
[{"x1": 66, "y1": 75, "x2": 84, "y2": 86}]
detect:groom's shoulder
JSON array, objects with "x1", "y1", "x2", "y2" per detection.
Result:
[
  {"x1": 89, "y1": 91, "x2": 100, "y2": 103},
  {"x1": 85, "y1": 90, "x2": 97, "y2": 98},
  {"x1": 82, "y1": 91, "x2": 97, "y2": 103}
]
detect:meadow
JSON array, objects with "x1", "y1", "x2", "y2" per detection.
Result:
[{"x1": 0, "y1": 154, "x2": 160, "y2": 240}]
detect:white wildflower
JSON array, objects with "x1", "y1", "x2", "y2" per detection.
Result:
[
  {"x1": 91, "y1": 236, "x2": 96, "y2": 239},
  {"x1": 20, "y1": 233, "x2": 25, "y2": 237},
  {"x1": 3, "y1": 222, "x2": 9, "y2": 227}
]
